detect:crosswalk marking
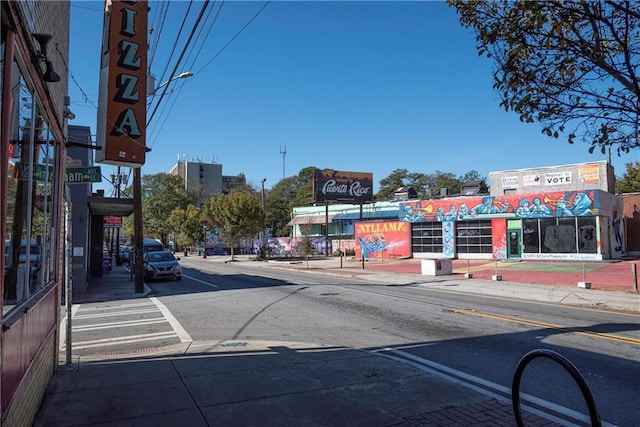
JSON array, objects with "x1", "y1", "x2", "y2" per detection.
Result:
[
  {"x1": 61, "y1": 297, "x2": 192, "y2": 354},
  {"x1": 72, "y1": 308, "x2": 160, "y2": 320},
  {"x1": 150, "y1": 297, "x2": 193, "y2": 342},
  {"x1": 72, "y1": 331, "x2": 179, "y2": 350},
  {"x1": 73, "y1": 317, "x2": 167, "y2": 331}
]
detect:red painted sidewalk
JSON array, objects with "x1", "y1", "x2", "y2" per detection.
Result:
[{"x1": 361, "y1": 257, "x2": 640, "y2": 293}]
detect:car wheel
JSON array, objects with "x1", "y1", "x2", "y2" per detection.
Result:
[{"x1": 176, "y1": 276, "x2": 182, "y2": 281}]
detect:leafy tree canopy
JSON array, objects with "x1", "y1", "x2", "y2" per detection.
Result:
[
  {"x1": 616, "y1": 161, "x2": 640, "y2": 193},
  {"x1": 166, "y1": 204, "x2": 205, "y2": 249},
  {"x1": 141, "y1": 173, "x2": 193, "y2": 244},
  {"x1": 204, "y1": 189, "x2": 264, "y2": 259},
  {"x1": 376, "y1": 169, "x2": 486, "y2": 200},
  {"x1": 448, "y1": 0, "x2": 640, "y2": 155},
  {"x1": 266, "y1": 166, "x2": 316, "y2": 237}
]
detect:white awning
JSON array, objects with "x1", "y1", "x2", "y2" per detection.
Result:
[{"x1": 287, "y1": 215, "x2": 335, "y2": 226}]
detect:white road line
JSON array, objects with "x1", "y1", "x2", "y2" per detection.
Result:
[
  {"x1": 73, "y1": 317, "x2": 167, "y2": 331},
  {"x1": 382, "y1": 348, "x2": 616, "y2": 427},
  {"x1": 75, "y1": 301, "x2": 155, "y2": 312},
  {"x1": 59, "y1": 304, "x2": 82, "y2": 350},
  {"x1": 72, "y1": 331, "x2": 178, "y2": 350},
  {"x1": 182, "y1": 274, "x2": 218, "y2": 288},
  {"x1": 73, "y1": 308, "x2": 160, "y2": 319},
  {"x1": 150, "y1": 297, "x2": 193, "y2": 343}
]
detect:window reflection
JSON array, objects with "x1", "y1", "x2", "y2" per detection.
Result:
[{"x1": 4, "y1": 66, "x2": 58, "y2": 315}]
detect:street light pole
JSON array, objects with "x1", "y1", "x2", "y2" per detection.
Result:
[
  {"x1": 147, "y1": 71, "x2": 193, "y2": 96},
  {"x1": 260, "y1": 177, "x2": 266, "y2": 249},
  {"x1": 203, "y1": 224, "x2": 207, "y2": 259},
  {"x1": 132, "y1": 71, "x2": 194, "y2": 293},
  {"x1": 133, "y1": 167, "x2": 144, "y2": 293}
]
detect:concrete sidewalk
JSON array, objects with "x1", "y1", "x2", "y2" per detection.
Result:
[{"x1": 35, "y1": 257, "x2": 635, "y2": 426}]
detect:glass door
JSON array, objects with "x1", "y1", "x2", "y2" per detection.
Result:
[{"x1": 507, "y1": 229, "x2": 521, "y2": 258}]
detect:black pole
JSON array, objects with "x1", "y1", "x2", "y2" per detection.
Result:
[
  {"x1": 325, "y1": 202, "x2": 329, "y2": 256},
  {"x1": 133, "y1": 167, "x2": 144, "y2": 293},
  {"x1": 360, "y1": 203, "x2": 364, "y2": 269}
]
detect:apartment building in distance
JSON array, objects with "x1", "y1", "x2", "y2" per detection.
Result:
[{"x1": 169, "y1": 157, "x2": 246, "y2": 202}]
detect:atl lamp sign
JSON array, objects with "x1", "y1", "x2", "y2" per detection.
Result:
[{"x1": 96, "y1": 0, "x2": 148, "y2": 167}]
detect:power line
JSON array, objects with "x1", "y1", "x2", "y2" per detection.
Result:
[
  {"x1": 147, "y1": 1, "x2": 212, "y2": 127},
  {"x1": 193, "y1": 1, "x2": 271, "y2": 77}
]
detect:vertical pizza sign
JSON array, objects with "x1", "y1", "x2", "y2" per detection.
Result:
[{"x1": 96, "y1": 0, "x2": 148, "y2": 167}]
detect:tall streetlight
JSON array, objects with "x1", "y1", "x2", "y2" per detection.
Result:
[
  {"x1": 147, "y1": 71, "x2": 193, "y2": 96},
  {"x1": 260, "y1": 177, "x2": 267, "y2": 250},
  {"x1": 133, "y1": 71, "x2": 194, "y2": 293},
  {"x1": 203, "y1": 224, "x2": 207, "y2": 259}
]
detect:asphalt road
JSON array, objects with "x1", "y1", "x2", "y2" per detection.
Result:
[{"x1": 66, "y1": 259, "x2": 640, "y2": 426}]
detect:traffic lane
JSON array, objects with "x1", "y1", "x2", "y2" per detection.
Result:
[
  {"x1": 145, "y1": 264, "x2": 294, "y2": 297},
  {"x1": 171, "y1": 261, "x2": 640, "y2": 425}
]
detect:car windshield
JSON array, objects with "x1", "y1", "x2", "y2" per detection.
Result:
[{"x1": 148, "y1": 252, "x2": 175, "y2": 262}]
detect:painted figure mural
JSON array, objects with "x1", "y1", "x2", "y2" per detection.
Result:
[{"x1": 399, "y1": 190, "x2": 599, "y2": 222}]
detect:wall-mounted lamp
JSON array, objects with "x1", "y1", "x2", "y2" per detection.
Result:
[
  {"x1": 63, "y1": 107, "x2": 75, "y2": 120},
  {"x1": 33, "y1": 33, "x2": 60, "y2": 83}
]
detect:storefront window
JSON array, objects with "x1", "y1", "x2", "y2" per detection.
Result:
[
  {"x1": 411, "y1": 221, "x2": 443, "y2": 253},
  {"x1": 577, "y1": 217, "x2": 597, "y2": 253},
  {"x1": 455, "y1": 219, "x2": 492, "y2": 254},
  {"x1": 3, "y1": 62, "x2": 59, "y2": 316},
  {"x1": 527, "y1": 217, "x2": 597, "y2": 255},
  {"x1": 522, "y1": 218, "x2": 539, "y2": 253}
]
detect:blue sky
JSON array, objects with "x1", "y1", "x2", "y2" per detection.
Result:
[{"x1": 69, "y1": 1, "x2": 636, "y2": 196}]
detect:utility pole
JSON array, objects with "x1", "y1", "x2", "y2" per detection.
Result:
[
  {"x1": 260, "y1": 177, "x2": 267, "y2": 248},
  {"x1": 133, "y1": 167, "x2": 144, "y2": 293}
]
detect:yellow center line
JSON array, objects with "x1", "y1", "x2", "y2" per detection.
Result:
[{"x1": 453, "y1": 308, "x2": 640, "y2": 346}]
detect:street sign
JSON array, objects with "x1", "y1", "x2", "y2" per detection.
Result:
[
  {"x1": 15, "y1": 162, "x2": 53, "y2": 182},
  {"x1": 65, "y1": 166, "x2": 102, "y2": 184}
]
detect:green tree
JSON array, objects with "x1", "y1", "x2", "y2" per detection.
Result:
[
  {"x1": 459, "y1": 170, "x2": 485, "y2": 185},
  {"x1": 448, "y1": 1, "x2": 640, "y2": 155},
  {"x1": 299, "y1": 234, "x2": 314, "y2": 268},
  {"x1": 426, "y1": 171, "x2": 461, "y2": 198},
  {"x1": 376, "y1": 169, "x2": 430, "y2": 200},
  {"x1": 166, "y1": 204, "x2": 205, "y2": 250},
  {"x1": 204, "y1": 189, "x2": 264, "y2": 260},
  {"x1": 377, "y1": 169, "x2": 484, "y2": 200},
  {"x1": 266, "y1": 166, "x2": 316, "y2": 237},
  {"x1": 141, "y1": 173, "x2": 194, "y2": 245},
  {"x1": 616, "y1": 162, "x2": 640, "y2": 194}
]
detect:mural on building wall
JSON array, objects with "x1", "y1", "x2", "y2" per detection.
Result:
[
  {"x1": 399, "y1": 190, "x2": 601, "y2": 222},
  {"x1": 354, "y1": 221, "x2": 410, "y2": 259},
  {"x1": 443, "y1": 221, "x2": 455, "y2": 257},
  {"x1": 253, "y1": 237, "x2": 330, "y2": 256},
  {"x1": 492, "y1": 219, "x2": 508, "y2": 258}
]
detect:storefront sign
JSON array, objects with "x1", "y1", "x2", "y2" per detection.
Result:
[
  {"x1": 104, "y1": 216, "x2": 122, "y2": 228},
  {"x1": 96, "y1": 0, "x2": 148, "y2": 167}
]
